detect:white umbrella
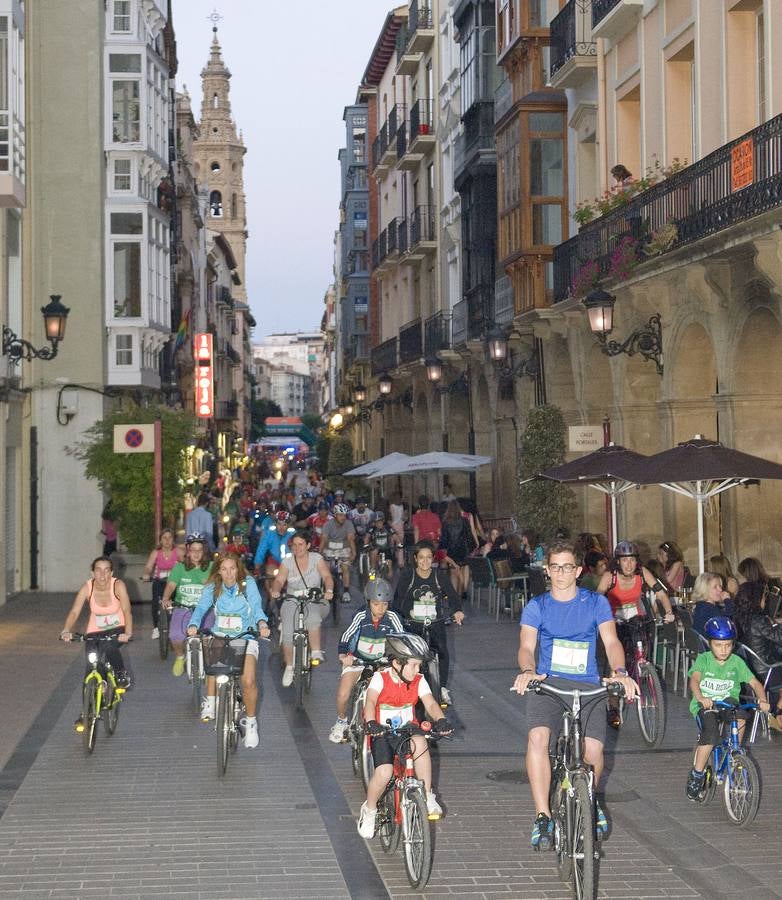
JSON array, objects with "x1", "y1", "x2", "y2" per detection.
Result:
[
  {"x1": 367, "y1": 451, "x2": 492, "y2": 478},
  {"x1": 343, "y1": 452, "x2": 412, "y2": 478}
]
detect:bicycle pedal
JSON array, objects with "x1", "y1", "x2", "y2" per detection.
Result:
[{"x1": 115, "y1": 687, "x2": 126, "y2": 695}]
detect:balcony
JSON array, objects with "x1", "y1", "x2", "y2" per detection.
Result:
[
  {"x1": 371, "y1": 228, "x2": 387, "y2": 270},
  {"x1": 495, "y1": 74, "x2": 513, "y2": 125},
  {"x1": 407, "y1": 206, "x2": 436, "y2": 261},
  {"x1": 395, "y1": 23, "x2": 421, "y2": 76},
  {"x1": 226, "y1": 343, "x2": 241, "y2": 366},
  {"x1": 386, "y1": 217, "x2": 405, "y2": 257},
  {"x1": 371, "y1": 336, "x2": 398, "y2": 375},
  {"x1": 397, "y1": 217, "x2": 408, "y2": 255},
  {"x1": 217, "y1": 285, "x2": 233, "y2": 308},
  {"x1": 455, "y1": 101, "x2": 496, "y2": 186},
  {"x1": 399, "y1": 318, "x2": 423, "y2": 364},
  {"x1": 591, "y1": 0, "x2": 643, "y2": 42},
  {"x1": 494, "y1": 275, "x2": 515, "y2": 326},
  {"x1": 424, "y1": 311, "x2": 451, "y2": 355},
  {"x1": 553, "y1": 114, "x2": 782, "y2": 302},
  {"x1": 215, "y1": 399, "x2": 239, "y2": 421},
  {"x1": 406, "y1": 0, "x2": 434, "y2": 54},
  {"x1": 549, "y1": 0, "x2": 597, "y2": 89},
  {"x1": 397, "y1": 100, "x2": 435, "y2": 170},
  {"x1": 371, "y1": 121, "x2": 390, "y2": 177}
]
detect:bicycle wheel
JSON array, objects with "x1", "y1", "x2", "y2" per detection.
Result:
[
  {"x1": 104, "y1": 682, "x2": 119, "y2": 736},
  {"x1": 158, "y1": 609, "x2": 169, "y2": 660},
  {"x1": 427, "y1": 654, "x2": 443, "y2": 707},
  {"x1": 361, "y1": 734, "x2": 375, "y2": 790},
  {"x1": 82, "y1": 680, "x2": 99, "y2": 755},
  {"x1": 216, "y1": 682, "x2": 230, "y2": 776},
  {"x1": 699, "y1": 763, "x2": 717, "y2": 805},
  {"x1": 359, "y1": 552, "x2": 370, "y2": 587},
  {"x1": 549, "y1": 767, "x2": 571, "y2": 881},
  {"x1": 229, "y1": 682, "x2": 241, "y2": 754},
  {"x1": 267, "y1": 607, "x2": 280, "y2": 655},
  {"x1": 570, "y1": 772, "x2": 596, "y2": 900},
  {"x1": 378, "y1": 787, "x2": 400, "y2": 854},
  {"x1": 331, "y1": 569, "x2": 342, "y2": 626},
  {"x1": 402, "y1": 786, "x2": 433, "y2": 890},
  {"x1": 723, "y1": 751, "x2": 760, "y2": 826},
  {"x1": 636, "y1": 662, "x2": 666, "y2": 748},
  {"x1": 189, "y1": 641, "x2": 202, "y2": 715},
  {"x1": 293, "y1": 637, "x2": 306, "y2": 708}
]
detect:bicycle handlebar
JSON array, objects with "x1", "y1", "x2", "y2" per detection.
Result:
[
  {"x1": 61, "y1": 631, "x2": 130, "y2": 643},
  {"x1": 525, "y1": 679, "x2": 626, "y2": 700},
  {"x1": 365, "y1": 720, "x2": 449, "y2": 740},
  {"x1": 404, "y1": 615, "x2": 455, "y2": 628},
  {"x1": 712, "y1": 699, "x2": 759, "y2": 711},
  {"x1": 198, "y1": 627, "x2": 265, "y2": 640},
  {"x1": 278, "y1": 590, "x2": 326, "y2": 604}
]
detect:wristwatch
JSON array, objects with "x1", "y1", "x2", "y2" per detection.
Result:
[{"x1": 613, "y1": 667, "x2": 628, "y2": 676}]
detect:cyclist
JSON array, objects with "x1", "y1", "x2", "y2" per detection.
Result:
[
  {"x1": 60, "y1": 556, "x2": 133, "y2": 695},
  {"x1": 367, "y1": 509, "x2": 396, "y2": 573},
  {"x1": 322, "y1": 503, "x2": 357, "y2": 604},
  {"x1": 357, "y1": 632, "x2": 453, "y2": 839},
  {"x1": 393, "y1": 540, "x2": 464, "y2": 706},
  {"x1": 253, "y1": 510, "x2": 296, "y2": 594},
  {"x1": 141, "y1": 528, "x2": 180, "y2": 640},
  {"x1": 187, "y1": 552, "x2": 270, "y2": 748},
  {"x1": 686, "y1": 615, "x2": 769, "y2": 800},
  {"x1": 292, "y1": 491, "x2": 315, "y2": 526},
  {"x1": 512, "y1": 539, "x2": 638, "y2": 850},
  {"x1": 306, "y1": 501, "x2": 331, "y2": 551},
  {"x1": 596, "y1": 540, "x2": 675, "y2": 727},
  {"x1": 329, "y1": 577, "x2": 405, "y2": 743},
  {"x1": 161, "y1": 534, "x2": 212, "y2": 677},
  {"x1": 269, "y1": 529, "x2": 335, "y2": 687},
  {"x1": 349, "y1": 497, "x2": 374, "y2": 541}
]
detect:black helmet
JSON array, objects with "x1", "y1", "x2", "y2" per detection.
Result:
[
  {"x1": 185, "y1": 532, "x2": 206, "y2": 546},
  {"x1": 614, "y1": 540, "x2": 638, "y2": 558},
  {"x1": 704, "y1": 616, "x2": 737, "y2": 641},
  {"x1": 385, "y1": 632, "x2": 432, "y2": 663}
]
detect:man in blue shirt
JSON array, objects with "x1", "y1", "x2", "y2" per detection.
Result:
[
  {"x1": 512, "y1": 539, "x2": 638, "y2": 849},
  {"x1": 185, "y1": 494, "x2": 215, "y2": 553}
]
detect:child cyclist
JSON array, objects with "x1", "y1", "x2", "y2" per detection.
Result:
[
  {"x1": 328, "y1": 577, "x2": 405, "y2": 743},
  {"x1": 686, "y1": 615, "x2": 770, "y2": 800},
  {"x1": 357, "y1": 632, "x2": 453, "y2": 839}
]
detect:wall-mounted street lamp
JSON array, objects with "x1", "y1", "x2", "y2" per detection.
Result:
[
  {"x1": 424, "y1": 355, "x2": 443, "y2": 383},
  {"x1": 582, "y1": 288, "x2": 663, "y2": 376},
  {"x1": 354, "y1": 383, "x2": 366, "y2": 403},
  {"x1": 3, "y1": 295, "x2": 70, "y2": 364},
  {"x1": 378, "y1": 373, "x2": 393, "y2": 395}
]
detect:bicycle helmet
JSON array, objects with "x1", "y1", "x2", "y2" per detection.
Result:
[
  {"x1": 385, "y1": 632, "x2": 432, "y2": 663},
  {"x1": 334, "y1": 488, "x2": 345, "y2": 496},
  {"x1": 355, "y1": 496, "x2": 367, "y2": 506},
  {"x1": 614, "y1": 540, "x2": 639, "y2": 558},
  {"x1": 373, "y1": 509, "x2": 386, "y2": 519},
  {"x1": 185, "y1": 532, "x2": 206, "y2": 546},
  {"x1": 333, "y1": 503, "x2": 349, "y2": 515},
  {"x1": 274, "y1": 510, "x2": 292, "y2": 524},
  {"x1": 365, "y1": 577, "x2": 392, "y2": 604},
  {"x1": 703, "y1": 615, "x2": 737, "y2": 641}
]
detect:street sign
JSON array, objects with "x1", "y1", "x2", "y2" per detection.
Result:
[
  {"x1": 194, "y1": 332, "x2": 214, "y2": 418},
  {"x1": 568, "y1": 425, "x2": 602, "y2": 453},
  {"x1": 113, "y1": 423, "x2": 155, "y2": 454}
]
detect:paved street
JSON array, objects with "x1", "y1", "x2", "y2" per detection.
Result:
[{"x1": 1, "y1": 591, "x2": 781, "y2": 900}]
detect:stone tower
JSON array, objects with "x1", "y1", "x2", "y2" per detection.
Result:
[{"x1": 193, "y1": 26, "x2": 248, "y2": 302}]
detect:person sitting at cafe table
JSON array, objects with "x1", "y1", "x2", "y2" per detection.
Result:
[
  {"x1": 691, "y1": 571, "x2": 734, "y2": 636},
  {"x1": 709, "y1": 553, "x2": 739, "y2": 598},
  {"x1": 657, "y1": 540, "x2": 686, "y2": 592},
  {"x1": 733, "y1": 581, "x2": 782, "y2": 732}
]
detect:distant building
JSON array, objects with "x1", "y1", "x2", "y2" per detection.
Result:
[{"x1": 253, "y1": 332, "x2": 325, "y2": 414}]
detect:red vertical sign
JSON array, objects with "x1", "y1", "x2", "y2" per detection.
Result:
[{"x1": 194, "y1": 333, "x2": 214, "y2": 418}]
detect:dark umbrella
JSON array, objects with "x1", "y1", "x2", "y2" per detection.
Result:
[
  {"x1": 538, "y1": 444, "x2": 650, "y2": 548},
  {"x1": 633, "y1": 435, "x2": 782, "y2": 571}
]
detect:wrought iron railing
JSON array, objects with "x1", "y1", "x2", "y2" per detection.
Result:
[
  {"x1": 399, "y1": 318, "x2": 423, "y2": 363},
  {"x1": 409, "y1": 205, "x2": 435, "y2": 245},
  {"x1": 397, "y1": 218, "x2": 408, "y2": 255},
  {"x1": 553, "y1": 113, "x2": 782, "y2": 302},
  {"x1": 387, "y1": 217, "x2": 404, "y2": 255},
  {"x1": 451, "y1": 298, "x2": 468, "y2": 346},
  {"x1": 550, "y1": 0, "x2": 596, "y2": 79},
  {"x1": 371, "y1": 337, "x2": 398, "y2": 375},
  {"x1": 494, "y1": 275, "x2": 514, "y2": 325},
  {"x1": 424, "y1": 311, "x2": 451, "y2": 355},
  {"x1": 396, "y1": 120, "x2": 407, "y2": 157},
  {"x1": 407, "y1": 0, "x2": 433, "y2": 39},
  {"x1": 410, "y1": 99, "x2": 434, "y2": 140},
  {"x1": 372, "y1": 134, "x2": 382, "y2": 170},
  {"x1": 456, "y1": 101, "x2": 495, "y2": 175},
  {"x1": 388, "y1": 104, "x2": 405, "y2": 141},
  {"x1": 592, "y1": 0, "x2": 621, "y2": 28}
]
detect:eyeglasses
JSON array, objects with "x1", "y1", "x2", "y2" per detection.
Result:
[{"x1": 547, "y1": 564, "x2": 578, "y2": 574}]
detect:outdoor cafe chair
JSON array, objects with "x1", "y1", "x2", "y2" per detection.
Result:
[{"x1": 736, "y1": 642, "x2": 782, "y2": 743}]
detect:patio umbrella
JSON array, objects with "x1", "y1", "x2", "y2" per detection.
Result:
[
  {"x1": 367, "y1": 451, "x2": 492, "y2": 477},
  {"x1": 538, "y1": 443, "x2": 649, "y2": 548},
  {"x1": 634, "y1": 435, "x2": 782, "y2": 572},
  {"x1": 343, "y1": 452, "x2": 412, "y2": 478}
]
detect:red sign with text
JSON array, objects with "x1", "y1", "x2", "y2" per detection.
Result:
[{"x1": 194, "y1": 332, "x2": 214, "y2": 418}]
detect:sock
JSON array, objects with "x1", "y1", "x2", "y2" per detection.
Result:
[
  {"x1": 691, "y1": 767, "x2": 703, "y2": 776},
  {"x1": 246, "y1": 716, "x2": 257, "y2": 724}
]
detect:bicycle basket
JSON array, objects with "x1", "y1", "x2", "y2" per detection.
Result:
[{"x1": 201, "y1": 635, "x2": 247, "y2": 675}]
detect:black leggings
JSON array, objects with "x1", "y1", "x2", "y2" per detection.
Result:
[
  {"x1": 151, "y1": 578, "x2": 166, "y2": 628},
  {"x1": 406, "y1": 620, "x2": 450, "y2": 687},
  {"x1": 84, "y1": 632, "x2": 127, "y2": 679}
]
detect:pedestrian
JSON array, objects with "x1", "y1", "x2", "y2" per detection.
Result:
[
  {"x1": 185, "y1": 493, "x2": 216, "y2": 554},
  {"x1": 100, "y1": 503, "x2": 118, "y2": 557}
]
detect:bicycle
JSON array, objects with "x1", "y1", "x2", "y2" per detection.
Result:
[
  {"x1": 346, "y1": 658, "x2": 386, "y2": 789},
  {"x1": 404, "y1": 615, "x2": 453, "y2": 707},
  {"x1": 614, "y1": 615, "x2": 665, "y2": 748},
  {"x1": 528, "y1": 678, "x2": 625, "y2": 900},
  {"x1": 282, "y1": 589, "x2": 326, "y2": 708},
  {"x1": 157, "y1": 603, "x2": 170, "y2": 660},
  {"x1": 690, "y1": 699, "x2": 761, "y2": 826},
  {"x1": 357, "y1": 544, "x2": 372, "y2": 588},
  {"x1": 373, "y1": 721, "x2": 445, "y2": 890},
  {"x1": 65, "y1": 632, "x2": 129, "y2": 756},
  {"x1": 200, "y1": 628, "x2": 259, "y2": 777},
  {"x1": 185, "y1": 631, "x2": 205, "y2": 714},
  {"x1": 323, "y1": 551, "x2": 349, "y2": 626}
]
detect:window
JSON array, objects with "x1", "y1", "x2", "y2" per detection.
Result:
[
  {"x1": 213, "y1": 92, "x2": 219, "y2": 109},
  {"x1": 113, "y1": 1, "x2": 132, "y2": 32},
  {"x1": 528, "y1": 111, "x2": 564, "y2": 247},
  {"x1": 231, "y1": 192, "x2": 237, "y2": 217},
  {"x1": 460, "y1": 12, "x2": 477, "y2": 115},
  {"x1": 116, "y1": 334, "x2": 133, "y2": 365},
  {"x1": 113, "y1": 243, "x2": 141, "y2": 317},
  {"x1": 113, "y1": 158, "x2": 131, "y2": 191},
  {"x1": 352, "y1": 128, "x2": 366, "y2": 163},
  {"x1": 112, "y1": 79, "x2": 140, "y2": 142},
  {"x1": 109, "y1": 54, "x2": 141, "y2": 73},
  {"x1": 210, "y1": 190, "x2": 223, "y2": 217},
  {"x1": 111, "y1": 212, "x2": 142, "y2": 234},
  {"x1": 210, "y1": 160, "x2": 221, "y2": 173}
]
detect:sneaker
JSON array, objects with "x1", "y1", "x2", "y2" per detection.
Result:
[
  {"x1": 312, "y1": 650, "x2": 326, "y2": 663},
  {"x1": 531, "y1": 813, "x2": 554, "y2": 850},
  {"x1": 357, "y1": 801, "x2": 376, "y2": 839},
  {"x1": 329, "y1": 718, "x2": 348, "y2": 744},
  {"x1": 172, "y1": 656, "x2": 186, "y2": 677},
  {"x1": 595, "y1": 800, "x2": 608, "y2": 838},
  {"x1": 686, "y1": 769, "x2": 705, "y2": 801},
  {"x1": 426, "y1": 791, "x2": 443, "y2": 819},
  {"x1": 341, "y1": 592, "x2": 352, "y2": 604},
  {"x1": 282, "y1": 665, "x2": 294, "y2": 687},
  {"x1": 606, "y1": 706, "x2": 622, "y2": 730},
  {"x1": 200, "y1": 696, "x2": 216, "y2": 722},
  {"x1": 74, "y1": 716, "x2": 86, "y2": 733},
  {"x1": 150, "y1": 627, "x2": 160, "y2": 640},
  {"x1": 242, "y1": 717, "x2": 259, "y2": 749},
  {"x1": 440, "y1": 686, "x2": 452, "y2": 706}
]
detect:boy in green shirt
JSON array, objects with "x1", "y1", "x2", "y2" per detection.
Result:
[{"x1": 686, "y1": 615, "x2": 769, "y2": 800}]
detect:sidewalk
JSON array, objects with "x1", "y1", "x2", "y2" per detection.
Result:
[{"x1": 1, "y1": 593, "x2": 781, "y2": 899}]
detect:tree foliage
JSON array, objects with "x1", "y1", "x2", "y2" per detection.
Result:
[
  {"x1": 69, "y1": 404, "x2": 195, "y2": 553},
  {"x1": 516, "y1": 405, "x2": 577, "y2": 541},
  {"x1": 327, "y1": 435, "x2": 354, "y2": 489},
  {"x1": 250, "y1": 397, "x2": 283, "y2": 442}
]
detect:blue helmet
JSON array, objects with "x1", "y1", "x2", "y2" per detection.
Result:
[{"x1": 703, "y1": 616, "x2": 737, "y2": 641}]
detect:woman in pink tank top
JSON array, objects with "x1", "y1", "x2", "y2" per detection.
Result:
[{"x1": 143, "y1": 529, "x2": 181, "y2": 639}]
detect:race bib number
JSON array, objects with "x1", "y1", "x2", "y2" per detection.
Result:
[
  {"x1": 157, "y1": 569, "x2": 173, "y2": 580},
  {"x1": 357, "y1": 635, "x2": 385, "y2": 660},
  {"x1": 411, "y1": 599, "x2": 437, "y2": 621},
  {"x1": 700, "y1": 676, "x2": 734, "y2": 700},
  {"x1": 95, "y1": 612, "x2": 121, "y2": 630},
  {"x1": 374, "y1": 533, "x2": 389, "y2": 548},
  {"x1": 615, "y1": 602, "x2": 639, "y2": 622},
  {"x1": 551, "y1": 638, "x2": 589, "y2": 675},
  {"x1": 328, "y1": 541, "x2": 344, "y2": 551},
  {"x1": 378, "y1": 702, "x2": 413, "y2": 727},
  {"x1": 215, "y1": 615, "x2": 243, "y2": 636}
]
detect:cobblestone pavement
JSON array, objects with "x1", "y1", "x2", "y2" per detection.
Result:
[{"x1": 1, "y1": 591, "x2": 781, "y2": 899}]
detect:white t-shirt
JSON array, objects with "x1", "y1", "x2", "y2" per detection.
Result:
[{"x1": 389, "y1": 503, "x2": 405, "y2": 526}]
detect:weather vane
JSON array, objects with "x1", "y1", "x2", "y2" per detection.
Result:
[{"x1": 207, "y1": 9, "x2": 223, "y2": 30}]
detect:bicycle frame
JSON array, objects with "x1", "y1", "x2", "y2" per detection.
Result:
[{"x1": 709, "y1": 703, "x2": 755, "y2": 784}]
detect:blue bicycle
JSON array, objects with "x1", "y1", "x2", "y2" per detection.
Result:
[{"x1": 692, "y1": 700, "x2": 761, "y2": 826}]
